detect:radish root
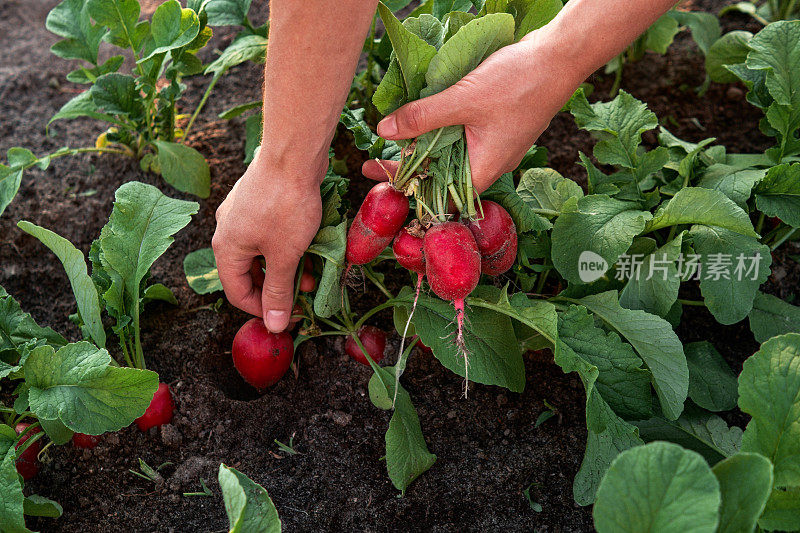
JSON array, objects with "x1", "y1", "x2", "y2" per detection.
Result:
[
  {"x1": 394, "y1": 272, "x2": 424, "y2": 408},
  {"x1": 454, "y1": 298, "x2": 469, "y2": 398}
]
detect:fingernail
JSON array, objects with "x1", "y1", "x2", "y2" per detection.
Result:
[
  {"x1": 265, "y1": 310, "x2": 288, "y2": 332},
  {"x1": 377, "y1": 115, "x2": 397, "y2": 137}
]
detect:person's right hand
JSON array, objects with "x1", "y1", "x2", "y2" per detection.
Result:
[{"x1": 212, "y1": 151, "x2": 324, "y2": 333}]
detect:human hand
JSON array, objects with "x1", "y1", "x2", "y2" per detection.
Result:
[
  {"x1": 362, "y1": 26, "x2": 589, "y2": 192},
  {"x1": 212, "y1": 152, "x2": 324, "y2": 332}
]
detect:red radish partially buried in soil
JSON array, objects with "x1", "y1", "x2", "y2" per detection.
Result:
[
  {"x1": 232, "y1": 318, "x2": 294, "y2": 389},
  {"x1": 466, "y1": 200, "x2": 517, "y2": 276},
  {"x1": 424, "y1": 222, "x2": 481, "y2": 396},
  {"x1": 345, "y1": 325, "x2": 387, "y2": 365},
  {"x1": 346, "y1": 182, "x2": 409, "y2": 265},
  {"x1": 72, "y1": 433, "x2": 101, "y2": 449},
  {"x1": 15, "y1": 422, "x2": 41, "y2": 480},
  {"x1": 135, "y1": 382, "x2": 175, "y2": 431}
]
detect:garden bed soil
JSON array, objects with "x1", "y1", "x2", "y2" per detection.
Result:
[{"x1": 0, "y1": 1, "x2": 797, "y2": 531}]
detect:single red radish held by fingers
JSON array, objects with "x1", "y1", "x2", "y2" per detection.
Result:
[
  {"x1": 72, "y1": 433, "x2": 101, "y2": 449},
  {"x1": 467, "y1": 200, "x2": 517, "y2": 276},
  {"x1": 15, "y1": 423, "x2": 41, "y2": 480},
  {"x1": 346, "y1": 182, "x2": 409, "y2": 265},
  {"x1": 424, "y1": 222, "x2": 481, "y2": 396},
  {"x1": 135, "y1": 383, "x2": 175, "y2": 431},
  {"x1": 345, "y1": 325, "x2": 387, "y2": 365},
  {"x1": 232, "y1": 318, "x2": 294, "y2": 388}
]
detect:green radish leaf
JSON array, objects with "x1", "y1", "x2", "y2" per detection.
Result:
[
  {"x1": 98, "y1": 181, "x2": 199, "y2": 324},
  {"x1": 378, "y1": 2, "x2": 438, "y2": 102},
  {"x1": 142, "y1": 283, "x2": 177, "y2": 305},
  {"x1": 593, "y1": 442, "x2": 721, "y2": 533},
  {"x1": 340, "y1": 108, "x2": 399, "y2": 160},
  {"x1": 90, "y1": 73, "x2": 145, "y2": 117},
  {"x1": 748, "y1": 291, "x2": 800, "y2": 344},
  {"x1": 405, "y1": 14, "x2": 446, "y2": 47},
  {"x1": 184, "y1": 248, "x2": 222, "y2": 295},
  {"x1": 646, "y1": 188, "x2": 758, "y2": 236},
  {"x1": 0, "y1": 168, "x2": 23, "y2": 219},
  {"x1": 308, "y1": 221, "x2": 347, "y2": 318},
  {"x1": 558, "y1": 305, "x2": 652, "y2": 420},
  {"x1": 373, "y1": 59, "x2": 407, "y2": 115},
  {"x1": 517, "y1": 167, "x2": 584, "y2": 214},
  {"x1": 551, "y1": 195, "x2": 651, "y2": 284},
  {"x1": 0, "y1": 288, "x2": 67, "y2": 357},
  {"x1": 218, "y1": 464, "x2": 281, "y2": 533},
  {"x1": 712, "y1": 453, "x2": 773, "y2": 533},
  {"x1": 66, "y1": 55, "x2": 126, "y2": 84},
  {"x1": 553, "y1": 319, "x2": 643, "y2": 506},
  {"x1": 696, "y1": 165, "x2": 764, "y2": 209},
  {"x1": 705, "y1": 30, "x2": 752, "y2": 84},
  {"x1": 432, "y1": 0, "x2": 473, "y2": 20},
  {"x1": 443, "y1": 11, "x2": 475, "y2": 42},
  {"x1": 24, "y1": 342, "x2": 159, "y2": 434},
  {"x1": 370, "y1": 363, "x2": 436, "y2": 494},
  {"x1": 689, "y1": 225, "x2": 771, "y2": 325},
  {"x1": 642, "y1": 12, "x2": 680, "y2": 55},
  {"x1": 403, "y1": 288, "x2": 524, "y2": 391},
  {"x1": 508, "y1": 0, "x2": 562, "y2": 40},
  {"x1": 139, "y1": 0, "x2": 200, "y2": 62},
  {"x1": 48, "y1": 90, "x2": 117, "y2": 127},
  {"x1": 759, "y1": 488, "x2": 800, "y2": 532},
  {"x1": 668, "y1": 10, "x2": 720, "y2": 55},
  {"x1": 685, "y1": 341, "x2": 738, "y2": 412},
  {"x1": 754, "y1": 163, "x2": 800, "y2": 227},
  {"x1": 739, "y1": 333, "x2": 800, "y2": 488},
  {"x1": 0, "y1": 426, "x2": 29, "y2": 533},
  {"x1": 619, "y1": 233, "x2": 683, "y2": 318},
  {"x1": 219, "y1": 100, "x2": 261, "y2": 120},
  {"x1": 23, "y1": 494, "x2": 64, "y2": 519},
  {"x1": 87, "y1": 0, "x2": 149, "y2": 51},
  {"x1": 205, "y1": 0, "x2": 253, "y2": 26},
  {"x1": 633, "y1": 403, "x2": 742, "y2": 464},
  {"x1": 17, "y1": 221, "x2": 106, "y2": 348},
  {"x1": 577, "y1": 291, "x2": 688, "y2": 421},
  {"x1": 205, "y1": 34, "x2": 268, "y2": 77},
  {"x1": 46, "y1": 0, "x2": 105, "y2": 64},
  {"x1": 153, "y1": 141, "x2": 211, "y2": 198},
  {"x1": 424, "y1": 13, "x2": 515, "y2": 96},
  {"x1": 39, "y1": 418, "x2": 74, "y2": 446},
  {"x1": 482, "y1": 173, "x2": 552, "y2": 232}
]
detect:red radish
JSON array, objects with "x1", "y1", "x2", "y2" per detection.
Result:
[
  {"x1": 393, "y1": 228, "x2": 425, "y2": 274},
  {"x1": 72, "y1": 433, "x2": 101, "y2": 449},
  {"x1": 15, "y1": 422, "x2": 41, "y2": 480},
  {"x1": 467, "y1": 200, "x2": 517, "y2": 276},
  {"x1": 299, "y1": 272, "x2": 316, "y2": 292},
  {"x1": 135, "y1": 382, "x2": 175, "y2": 431},
  {"x1": 424, "y1": 222, "x2": 481, "y2": 396},
  {"x1": 345, "y1": 325, "x2": 387, "y2": 365},
  {"x1": 232, "y1": 318, "x2": 294, "y2": 388},
  {"x1": 346, "y1": 182, "x2": 409, "y2": 265}
]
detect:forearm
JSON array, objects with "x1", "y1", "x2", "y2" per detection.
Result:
[
  {"x1": 259, "y1": 0, "x2": 378, "y2": 181},
  {"x1": 527, "y1": 0, "x2": 676, "y2": 82}
]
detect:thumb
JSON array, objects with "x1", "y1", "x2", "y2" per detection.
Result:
[
  {"x1": 260, "y1": 252, "x2": 299, "y2": 333},
  {"x1": 377, "y1": 84, "x2": 469, "y2": 140}
]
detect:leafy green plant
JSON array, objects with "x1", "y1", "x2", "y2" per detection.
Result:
[
  {"x1": 219, "y1": 463, "x2": 281, "y2": 532},
  {"x1": 0, "y1": 286, "x2": 159, "y2": 529},
  {"x1": 721, "y1": 0, "x2": 800, "y2": 25},
  {"x1": 18, "y1": 181, "x2": 198, "y2": 369}
]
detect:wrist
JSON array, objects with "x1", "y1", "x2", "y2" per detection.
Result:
[{"x1": 250, "y1": 135, "x2": 329, "y2": 190}]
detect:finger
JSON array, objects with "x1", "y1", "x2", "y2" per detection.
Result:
[
  {"x1": 261, "y1": 252, "x2": 301, "y2": 333},
  {"x1": 377, "y1": 83, "x2": 471, "y2": 140},
  {"x1": 213, "y1": 245, "x2": 263, "y2": 318},
  {"x1": 362, "y1": 159, "x2": 400, "y2": 182}
]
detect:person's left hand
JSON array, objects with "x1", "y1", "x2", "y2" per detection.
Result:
[{"x1": 362, "y1": 27, "x2": 586, "y2": 192}]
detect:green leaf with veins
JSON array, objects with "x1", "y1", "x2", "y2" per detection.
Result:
[
  {"x1": 551, "y1": 195, "x2": 652, "y2": 284},
  {"x1": 577, "y1": 291, "x2": 687, "y2": 421},
  {"x1": 39, "y1": 418, "x2": 74, "y2": 446},
  {"x1": 0, "y1": 424, "x2": 29, "y2": 533},
  {"x1": 153, "y1": 141, "x2": 210, "y2": 198},
  {"x1": 712, "y1": 453, "x2": 773, "y2": 533},
  {"x1": 25, "y1": 342, "x2": 159, "y2": 434},
  {"x1": 739, "y1": 333, "x2": 800, "y2": 488},
  {"x1": 685, "y1": 341, "x2": 738, "y2": 412},
  {"x1": 749, "y1": 291, "x2": 800, "y2": 344},
  {"x1": 517, "y1": 167, "x2": 584, "y2": 213},
  {"x1": 48, "y1": 91, "x2": 117, "y2": 127},
  {"x1": 0, "y1": 167, "x2": 22, "y2": 219},
  {"x1": 0, "y1": 288, "x2": 66, "y2": 357},
  {"x1": 754, "y1": 163, "x2": 800, "y2": 227},
  {"x1": 646, "y1": 187, "x2": 757, "y2": 236},
  {"x1": 308, "y1": 221, "x2": 347, "y2": 319},
  {"x1": 67, "y1": 55, "x2": 125, "y2": 84},
  {"x1": 593, "y1": 442, "x2": 721, "y2": 533},
  {"x1": 87, "y1": 0, "x2": 149, "y2": 51},
  {"x1": 689, "y1": 225, "x2": 771, "y2": 325},
  {"x1": 218, "y1": 464, "x2": 281, "y2": 533},
  {"x1": 696, "y1": 165, "x2": 764, "y2": 209},
  {"x1": 205, "y1": 0, "x2": 253, "y2": 26},
  {"x1": 705, "y1": 30, "x2": 752, "y2": 84},
  {"x1": 508, "y1": 0, "x2": 562, "y2": 41},
  {"x1": 373, "y1": 60, "x2": 407, "y2": 115},
  {"x1": 443, "y1": 11, "x2": 475, "y2": 42},
  {"x1": 205, "y1": 34, "x2": 268, "y2": 77},
  {"x1": 668, "y1": 10, "x2": 720, "y2": 55},
  {"x1": 23, "y1": 494, "x2": 64, "y2": 519},
  {"x1": 634, "y1": 402, "x2": 742, "y2": 464},
  {"x1": 424, "y1": 13, "x2": 515, "y2": 96},
  {"x1": 570, "y1": 90, "x2": 657, "y2": 169},
  {"x1": 46, "y1": 0, "x2": 106, "y2": 64},
  {"x1": 378, "y1": 2, "x2": 438, "y2": 102},
  {"x1": 405, "y1": 14, "x2": 446, "y2": 47},
  {"x1": 142, "y1": 283, "x2": 177, "y2": 305},
  {"x1": 641, "y1": 12, "x2": 680, "y2": 55},
  {"x1": 90, "y1": 73, "x2": 145, "y2": 117},
  {"x1": 432, "y1": 0, "x2": 473, "y2": 20},
  {"x1": 759, "y1": 488, "x2": 800, "y2": 532},
  {"x1": 482, "y1": 173, "x2": 552, "y2": 232},
  {"x1": 17, "y1": 221, "x2": 106, "y2": 348},
  {"x1": 620, "y1": 233, "x2": 683, "y2": 318},
  {"x1": 184, "y1": 248, "x2": 222, "y2": 294},
  {"x1": 139, "y1": 0, "x2": 200, "y2": 62}
]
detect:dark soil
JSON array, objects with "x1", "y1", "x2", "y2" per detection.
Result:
[{"x1": 0, "y1": 1, "x2": 797, "y2": 531}]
